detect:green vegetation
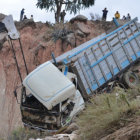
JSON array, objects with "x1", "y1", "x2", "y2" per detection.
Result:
[
  {"x1": 51, "y1": 23, "x2": 72, "y2": 43},
  {"x1": 7, "y1": 127, "x2": 48, "y2": 140},
  {"x1": 50, "y1": 22, "x2": 75, "y2": 50},
  {"x1": 77, "y1": 87, "x2": 140, "y2": 140},
  {"x1": 36, "y1": 0, "x2": 95, "y2": 23}
]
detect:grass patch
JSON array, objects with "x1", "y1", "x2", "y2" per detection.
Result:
[
  {"x1": 77, "y1": 87, "x2": 140, "y2": 140},
  {"x1": 7, "y1": 127, "x2": 49, "y2": 140}
]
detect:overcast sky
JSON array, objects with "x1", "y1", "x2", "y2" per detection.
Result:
[{"x1": 0, "y1": 0, "x2": 140, "y2": 23}]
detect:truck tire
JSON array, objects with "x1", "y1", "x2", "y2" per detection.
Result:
[{"x1": 123, "y1": 71, "x2": 140, "y2": 88}]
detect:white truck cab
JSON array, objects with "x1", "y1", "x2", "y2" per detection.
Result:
[
  {"x1": 0, "y1": 15, "x2": 85, "y2": 131},
  {"x1": 23, "y1": 61, "x2": 76, "y2": 110},
  {"x1": 21, "y1": 61, "x2": 85, "y2": 130}
]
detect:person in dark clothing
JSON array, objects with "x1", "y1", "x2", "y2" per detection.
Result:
[
  {"x1": 55, "y1": 12, "x2": 57, "y2": 23},
  {"x1": 20, "y1": 8, "x2": 25, "y2": 21},
  {"x1": 23, "y1": 15, "x2": 27, "y2": 20},
  {"x1": 102, "y1": 8, "x2": 108, "y2": 21},
  {"x1": 60, "y1": 10, "x2": 66, "y2": 23}
]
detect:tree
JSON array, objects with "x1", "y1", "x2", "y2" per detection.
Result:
[{"x1": 36, "y1": 0, "x2": 95, "y2": 23}]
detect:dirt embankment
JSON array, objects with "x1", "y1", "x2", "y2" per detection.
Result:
[
  {"x1": 101, "y1": 116, "x2": 140, "y2": 140},
  {"x1": 0, "y1": 17, "x2": 114, "y2": 138}
]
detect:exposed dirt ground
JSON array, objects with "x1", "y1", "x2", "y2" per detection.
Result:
[
  {"x1": 0, "y1": 17, "x2": 113, "y2": 138},
  {"x1": 101, "y1": 115, "x2": 140, "y2": 140}
]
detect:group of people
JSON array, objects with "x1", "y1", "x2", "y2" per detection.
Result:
[
  {"x1": 20, "y1": 7, "x2": 131, "y2": 23},
  {"x1": 114, "y1": 11, "x2": 131, "y2": 20},
  {"x1": 122, "y1": 13, "x2": 131, "y2": 20},
  {"x1": 20, "y1": 8, "x2": 34, "y2": 21},
  {"x1": 21, "y1": 8, "x2": 66, "y2": 23},
  {"x1": 102, "y1": 8, "x2": 131, "y2": 21}
]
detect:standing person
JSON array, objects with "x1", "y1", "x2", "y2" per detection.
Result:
[
  {"x1": 126, "y1": 13, "x2": 131, "y2": 20},
  {"x1": 102, "y1": 8, "x2": 108, "y2": 21},
  {"x1": 115, "y1": 11, "x2": 120, "y2": 19},
  {"x1": 23, "y1": 15, "x2": 27, "y2": 20},
  {"x1": 122, "y1": 15, "x2": 126, "y2": 20},
  {"x1": 30, "y1": 15, "x2": 34, "y2": 20},
  {"x1": 60, "y1": 10, "x2": 66, "y2": 23},
  {"x1": 20, "y1": 8, "x2": 25, "y2": 21}
]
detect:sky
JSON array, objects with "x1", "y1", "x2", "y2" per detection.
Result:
[{"x1": 0, "y1": 0, "x2": 140, "y2": 23}]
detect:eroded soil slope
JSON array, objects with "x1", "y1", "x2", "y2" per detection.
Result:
[{"x1": 0, "y1": 18, "x2": 113, "y2": 138}]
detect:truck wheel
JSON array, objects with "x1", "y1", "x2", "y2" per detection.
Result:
[{"x1": 123, "y1": 71, "x2": 140, "y2": 88}]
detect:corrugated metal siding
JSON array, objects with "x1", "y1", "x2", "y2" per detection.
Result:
[{"x1": 55, "y1": 18, "x2": 140, "y2": 95}]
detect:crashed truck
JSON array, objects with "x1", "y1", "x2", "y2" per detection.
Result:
[{"x1": 1, "y1": 15, "x2": 140, "y2": 131}]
